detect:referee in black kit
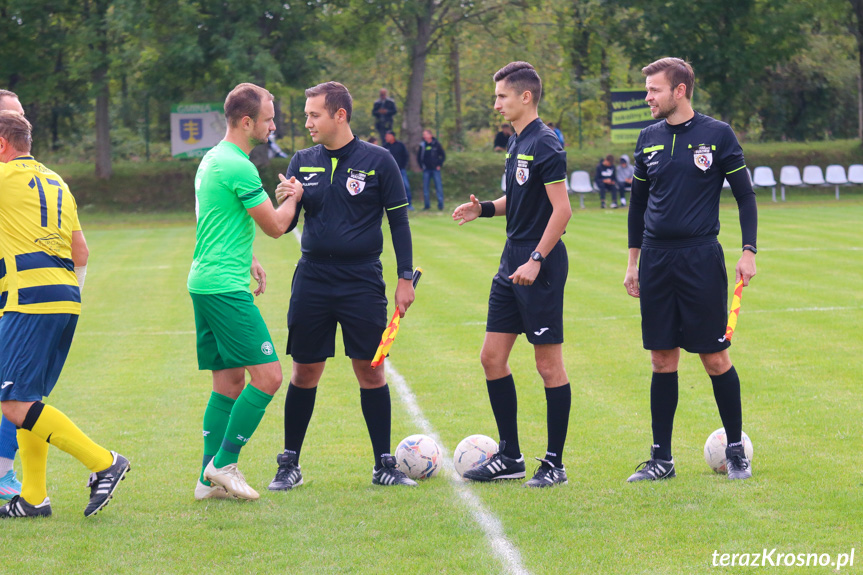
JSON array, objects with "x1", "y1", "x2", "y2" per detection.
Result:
[
  {"x1": 268, "y1": 81, "x2": 418, "y2": 489},
  {"x1": 453, "y1": 62, "x2": 572, "y2": 488},
  {"x1": 623, "y1": 58, "x2": 758, "y2": 482}
]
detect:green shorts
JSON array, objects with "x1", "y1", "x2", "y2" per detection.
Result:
[{"x1": 190, "y1": 291, "x2": 278, "y2": 371}]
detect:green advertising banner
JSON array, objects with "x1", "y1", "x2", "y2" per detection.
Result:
[
  {"x1": 171, "y1": 103, "x2": 225, "y2": 159},
  {"x1": 611, "y1": 89, "x2": 660, "y2": 145}
]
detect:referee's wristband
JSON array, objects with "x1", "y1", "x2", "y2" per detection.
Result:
[{"x1": 479, "y1": 201, "x2": 495, "y2": 218}]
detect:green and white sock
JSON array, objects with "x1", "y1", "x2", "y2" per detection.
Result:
[
  {"x1": 200, "y1": 391, "x2": 235, "y2": 485},
  {"x1": 212, "y1": 385, "x2": 274, "y2": 469}
]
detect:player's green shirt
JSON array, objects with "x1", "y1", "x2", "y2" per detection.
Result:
[{"x1": 188, "y1": 141, "x2": 269, "y2": 294}]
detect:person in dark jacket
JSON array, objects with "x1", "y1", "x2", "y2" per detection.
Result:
[
  {"x1": 417, "y1": 129, "x2": 446, "y2": 210},
  {"x1": 595, "y1": 154, "x2": 619, "y2": 208},
  {"x1": 372, "y1": 88, "x2": 397, "y2": 142},
  {"x1": 384, "y1": 131, "x2": 413, "y2": 210}
]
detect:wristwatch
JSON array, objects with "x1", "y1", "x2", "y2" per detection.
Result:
[
  {"x1": 400, "y1": 270, "x2": 414, "y2": 280},
  {"x1": 530, "y1": 251, "x2": 545, "y2": 263},
  {"x1": 742, "y1": 246, "x2": 757, "y2": 255}
]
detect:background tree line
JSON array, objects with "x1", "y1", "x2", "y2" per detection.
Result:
[{"x1": 2, "y1": 0, "x2": 863, "y2": 178}]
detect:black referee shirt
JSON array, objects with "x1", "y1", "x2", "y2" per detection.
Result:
[
  {"x1": 504, "y1": 118, "x2": 568, "y2": 242},
  {"x1": 632, "y1": 112, "x2": 747, "y2": 243},
  {"x1": 286, "y1": 137, "x2": 411, "y2": 272}
]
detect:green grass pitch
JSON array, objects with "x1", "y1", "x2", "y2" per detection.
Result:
[{"x1": 1, "y1": 193, "x2": 861, "y2": 574}]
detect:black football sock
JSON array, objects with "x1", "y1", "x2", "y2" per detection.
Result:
[
  {"x1": 650, "y1": 371, "x2": 678, "y2": 461},
  {"x1": 544, "y1": 384, "x2": 571, "y2": 468},
  {"x1": 360, "y1": 385, "x2": 391, "y2": 470},
  {"x1": 284, "y1": 383, "x2": 317, "y2": 462},
  {"x1": 486, "y1": 375, "x2": 520, "y2": 458},
  {"x1": 710, "y1": 366, "x2": 743, "y2": 445}
]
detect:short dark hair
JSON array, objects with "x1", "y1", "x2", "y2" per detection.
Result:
[
  {"x1": 493, "y1": 61, "x2": 542, "y2": 105},
  {"x1": 305, "y1": 81, "x2": 353, "y2": 123},
  {"x1": 224, "y1": 83, "x2": 274, "y2": 128},
  {"x1": 605, "y1": 154, "x2": 614, "y2": 162},
  {"x1": 386, "y1": 130, "x2": 395, "y2": 136},
  {"x1": 0, "y1": 110, "x2": 32, "y2": 153},
  {"x1": 642, "y1": 57, "x2": 694, "y2": 100}
]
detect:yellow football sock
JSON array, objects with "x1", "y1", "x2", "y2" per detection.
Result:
[
  {"x1": 17, "y1": 429, "x2": 49, "y2": 505},
  {"x1": 29, "y1": 405, "x2": 113, "y2": 473}
]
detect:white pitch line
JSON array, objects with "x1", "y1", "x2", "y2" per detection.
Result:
[{"x1": 385, "y1": 362, "x2": 532, "y2": 575}]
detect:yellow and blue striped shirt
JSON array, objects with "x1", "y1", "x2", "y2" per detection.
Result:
[{"x1": 0, "y1": 156, "x2": 82, "y2": 315}]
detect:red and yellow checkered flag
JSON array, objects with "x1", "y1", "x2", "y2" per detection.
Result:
[
  {"x1": 725, "y1": 280, "x2": 745, "y2": 341},
  {"x1": 371, "y1": 268, "x2": 422, "y2": 368}
]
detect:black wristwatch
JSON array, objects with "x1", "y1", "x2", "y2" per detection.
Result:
[
  {"x1": 742, "y1": 246, "x2": 757, "y2": 255},
  {"x1": 530, "y1": 251, "x2": 545, "y2": 263},
  {"x1": 400, "y1": 270, "x2": 414, "y2": 280}
]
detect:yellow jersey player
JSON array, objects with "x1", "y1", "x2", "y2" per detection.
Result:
[{"x1": 0, "y1": 110, "x2": 130, "y2": 518}]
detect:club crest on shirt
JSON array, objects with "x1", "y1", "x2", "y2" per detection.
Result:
[
  {"x1": 346, "y1": 170, "x2": 367, "y2": 195},
  {"x1": 515, "y1": 158, "x2": 530, "y2": 185},
  {"x1": 693, "y1": 144, "x2": 713, "y2": 172}
]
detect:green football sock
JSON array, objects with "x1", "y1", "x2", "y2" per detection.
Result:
[
  {"x1": 200, "y1": 391, "x2": 235, "y2": 485},
  {"x1": 212, "y1": 385, "x2": 274, "y2": 469}
]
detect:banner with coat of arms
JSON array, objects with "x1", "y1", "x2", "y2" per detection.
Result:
[{"x1": 171, "y1": 103, "x2": 226, "y2": 159}]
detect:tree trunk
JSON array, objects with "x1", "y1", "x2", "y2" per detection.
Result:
[
  {"x1": 403, "y1": 12, "x2": 432, "y2": 171},
  {"x1": 92, "y1": 0, "x2": 111, "y2": 179},
  {"x1": 94, "y1": 65, "x2": 112, "y2": 179},
  {"x1": 451, "y1": 33, "x2": 463, "y2": 150},
  {"x1": 600, "y1": 45, "x2": 611, "y2": 129},
  {"x1": 859, "y1": 47, "x2": 863, "y2": 141}
]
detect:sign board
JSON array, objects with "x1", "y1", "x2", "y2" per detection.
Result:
[
  {"x1": 171, "y1": 103, "x2": 225, "y2": 159},
  {"x1": 610, "y1": 90, "x2": 660, "y2": 145}
]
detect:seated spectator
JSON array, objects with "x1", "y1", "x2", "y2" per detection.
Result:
[
  {"x1": 616, "y1": 154, "x2": 633, "y2": 207},
  {"x1": 594, "y1": 154, "x2": 619, "y2": 208},
  {"x1": 493, "y1": 124, "x2": 513, "y2": 151}
]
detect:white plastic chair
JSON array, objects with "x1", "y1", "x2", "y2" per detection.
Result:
[
  {"x1": 779, "y1": 165, "x2": 802, "y2": 202},
  {"x1": 569, "y1": 171, "x2": 594, "y2": 209},
  {"x1": 847, "y1": 164, "x2": 863, "y2": 185},
  {"x1": 752, "y1": 166, "x2": 777, "y2": 202},
  {"x1": 825, "y1": 165, "x2": 848, "y2": 200},
  {"x1": 802, "y1": 165, "x2": 826, "y2": 187},
  {"x1": 501, "y1": 172, "x2": 506, "y2": 192}
]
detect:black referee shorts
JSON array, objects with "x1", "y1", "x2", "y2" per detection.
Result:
[
  {"x1": 639, "y1": 238, "x2": 731, "y2": 354},
  {"x1": 286, "y1": 257, "x2": 388, "y2": 364},
  {"x1": 486, "y1": 239, "x2": 567, "y2": 345}
]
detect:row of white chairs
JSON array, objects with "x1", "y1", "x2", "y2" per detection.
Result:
[
  {"x1": 750, "y1": 165, "x2": 863, "y2": 201},
  {"x1": 504, "y1": 164, "x2": 863, "y2": 209}
]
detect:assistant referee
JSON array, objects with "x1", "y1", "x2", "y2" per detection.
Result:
[
  {"x1": 623, "y1": 58, "x2": 758, "y2": 482},
  {"x1": 268, "y1": 81, "x2": 417, "y2": 490}
]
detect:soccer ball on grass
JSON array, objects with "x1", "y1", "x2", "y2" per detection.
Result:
[
  {"x1": 453, "y1": 434, "x2": 498, "y2": 478},
  {"x1": 704, "y1": 428, "x2": 754, "y2": 473},
  {"x1": 395, "y1": 434, "x2": 442, "y2": 479}
]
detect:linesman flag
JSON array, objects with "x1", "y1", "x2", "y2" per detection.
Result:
[
  {"x1": 371, "y1": 268, "x2": 423, "y2": 368},
  {"x1": 725, "y1": 280, "x2": 745, "y2": 341}
]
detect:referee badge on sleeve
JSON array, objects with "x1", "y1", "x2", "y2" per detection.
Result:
[
  {"x1": 693, "y1": 144, "x2": 713, "y2": 172},
  {"x1": 346, "y1": 170, "x2": 367, "y2": 195}
]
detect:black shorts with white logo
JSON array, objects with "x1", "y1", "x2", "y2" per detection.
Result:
[
  {"x1": 486, "y1": 239, "x2": 567, "y2": 344},
  {"x1": 286, "y1": 257, "x2": 388, "y2": 363},
  {"x1": 638, "y1": 237, "x2": 731, "y2": 354}
]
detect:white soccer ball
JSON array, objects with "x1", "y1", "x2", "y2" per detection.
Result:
[
  {"x1": 395, "y1": 434, "x2": 442, "y2": 479},
  {"x1": 704, "y1": 428, "x2": 754, "y2": 473},
  {"x1": 453, "y1": 434, "x2": 498, "y2": 478}
]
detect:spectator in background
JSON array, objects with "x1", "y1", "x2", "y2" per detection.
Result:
[
  {"x1": 595, "y1": 154, "x2": 619, "y2": 209},
  {"x1": 417, "y1": 129, "x2": 446, "y2": 210},
  {"x1": 384, "y1": 131, "x2": 413, "y2": 210},
  {"x1": 616, "y1": 154, "x2": 633, "y2": 207},
  {"x1": 372, "y1": 88, "x2": 397, "y2": 142},
  {"x1": 493, "y1": 123, "x2": 513, "y2": 151},
  {"x1": 547, "y1": 122, "x2": 565, "y2": 147},
  {"x1": 367, "y1": 135, "x2": 379, "y2": 145}
]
